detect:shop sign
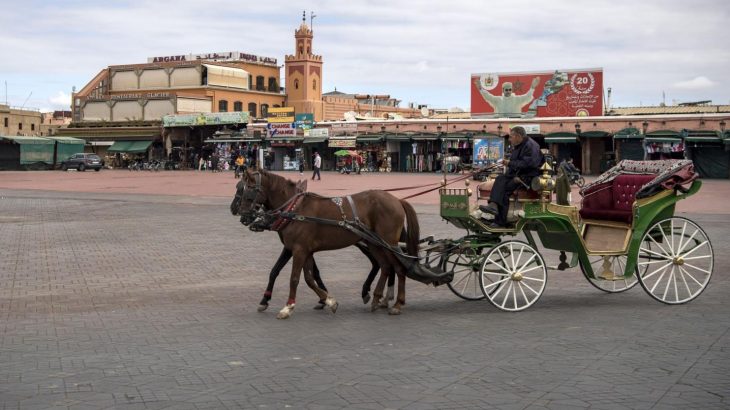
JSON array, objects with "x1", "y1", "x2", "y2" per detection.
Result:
[
  {"x1": 518, "y1": 124, "x2": 541, "y2": 134},
  {"x1": 329, "y1": 137, "x2": 356, "y2": 148},
  {"x1": 162, "y1": 111, "x2": 250, "y2": 127},
  {"x1": 111, "y1": 92, "x2": 170, "y2": 100},
  {"x1": 295, "y1": 113, "x2": 314, "y2": 130},
  {"x1": 147, "y1": 51, "x2": 277, "y2": 66},
  {"x1": 268, "y1": 123, "x2": 296, "y2": 137},
  {"x1": 306, "y1": 128, "x2": 329, "y2": 138},
  {"x1": 331, "y1": 123, "x2": 358, "y2": 135},
  {"x1": 471, "y1": 68, "x2": 603, "y2": 118},
  {"x1": 268, "y1": 107, "x2": 295, "y2": 123}
]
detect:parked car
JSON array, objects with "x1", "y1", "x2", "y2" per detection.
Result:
[{"x1": 60, "y1": 153, "x2": 104, "y2": 171}]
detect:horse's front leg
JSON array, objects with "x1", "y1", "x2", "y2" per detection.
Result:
[
  {"x1": 277, "y1": 251, "x2": 305, "y2": 319},
  {"x1": 303, "y1": 255, "x2": 337, "y2": 313},
  {"x1": 389, "y1": 272, "x2": 407, "y2": 316},
  {"x1": 259, "y1": 248, "x2": 291, "y2": 312}
]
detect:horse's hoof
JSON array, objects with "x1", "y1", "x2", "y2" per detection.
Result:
[
  {"x1": 313, "y1": 302, "x2": 325, "y2": 310},
  {"x1": 257, "y1": 304, "x2": 268, "y2": 312},
  {"x1": 378, "y1": 298, "x2": 389, "y2": 309},
  {"x1": 388, "y1": 307, "x2": 401, "y2": 315},
  {"x1": 277, "y1": 304, "x2": 294, "y2": 319},
  {"x1": 370, "y1": 302, "x2": 380, "y2": 312},
  {"x1": 325, "y1": 297, "x2": 338, "y2": 314},
  {"x1": 362, "y1": 294, "x2": 371, "y2": 304}
]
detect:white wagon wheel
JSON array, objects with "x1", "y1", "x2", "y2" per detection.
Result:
[
  {"x1": 479, "y1": 241, "x2": 547, "y2": 311},
  {"x1": 445, "y1": 247, "x2": 485, "y2": 301},
  {"x1": 637, "y1": 217, "x2": 713, "y2": 304}
]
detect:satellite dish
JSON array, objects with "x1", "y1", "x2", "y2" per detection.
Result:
[{"x1": 420, "y1": 106, "x2": 429, "y2": 117}]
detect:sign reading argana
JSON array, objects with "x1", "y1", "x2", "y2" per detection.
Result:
[
  {"x1": 471, "y1": 68, "x2": 603, "y2": 118},
  {"x1": 147, "y1": 51, "x2": 277, "y2": 66}
]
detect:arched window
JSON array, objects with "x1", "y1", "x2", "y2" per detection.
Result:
[
  {"x1": 233, "y1": 101, "x2": 243, "y2": 112},
  {"x1": 313, "y1": 79, "x2": 317, "y2": 91},
  {"x1": 248, "y1": 103, "x2": 257, "y2": 118},
  {"x1": 248, "y1": 74, "x2": 253, "y2": 89},
  {"x1": 255, "y1": 76, "x2": 264, "y2": 91},
  {"x1": 218, "y1": 100, "x2": 228, "y2": 112},
  {"x1": 294, "y1": 79, "x2": 299, "y2": 90},
  {"x1": 261, "y1": 104, "x2": 269, "y2": 118}
]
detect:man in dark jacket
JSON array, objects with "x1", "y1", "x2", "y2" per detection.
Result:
[{"x1": 479, "y1": 126, "x2": 542, "y2": 228}]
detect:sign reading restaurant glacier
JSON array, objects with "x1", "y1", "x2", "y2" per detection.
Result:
[{"x1": 147, "y1": 51, "x2": 277, "y2": 66}]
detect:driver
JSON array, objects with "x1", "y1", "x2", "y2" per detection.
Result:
[{"x1": 479, "y1": 126, "x2": 542, "y2": 228}]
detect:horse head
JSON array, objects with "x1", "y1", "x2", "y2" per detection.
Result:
[{"x1": 233, "y1": 168, "x2": 267, "y2": 225}]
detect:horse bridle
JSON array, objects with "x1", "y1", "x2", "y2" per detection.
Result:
[{"x1": 236, "y1": 171, "x2": 264, "y2": 218}]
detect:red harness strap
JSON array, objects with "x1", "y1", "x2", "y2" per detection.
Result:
[{"x1": 271, "y1": 194, "x2": 305, "y2": 232}]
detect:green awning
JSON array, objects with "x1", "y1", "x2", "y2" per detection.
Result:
[
  {"x1": 613, "y1": 127, "x2": 642, "y2": 139},
  {"x1": 441, "y1": 133, "x2": 470, "y2": 140},
  {"x1": 544, "y1": 132, "x2": 578, "y2": 144},
  {"x1": 682, "y1": 129, "x2": 722, "y2": 142},
  {"x1": 107, "y1": 140, "x2": 153, "y2": 153},
  {"x1": 646, "y1": 130, "x2": 680, "y2": 137},
  {"x1": 46, "y1": 137, "x2": 86, "y2": 162},
  {"x1": 645, "y1": 137, "x2": 682, "y2": 143},
  {"x1": 580, "y1": 131, "x2": 609, "y2": 138},
  {"x1": 303, "y1": 137, "x2": 328, "y2": 144},
  {"x1": 385, "y1": 134, "x2": 411, "y2": 141},
  {"x1": 357, "y1": 134, "x2": 384, "y2": 142},
  {"x1": 1, "y1": 136, "x2": 55, "y2": 164},
  {"x1": 411, "y1": 133, "x2": 439, "y2": 141},
  {"x1": 472, "y1": 132, "x2": 501, "y2": 139}
]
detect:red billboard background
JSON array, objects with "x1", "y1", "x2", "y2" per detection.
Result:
[{"x1": 471, "y1": 68, "x2": 603, "y2": 117}]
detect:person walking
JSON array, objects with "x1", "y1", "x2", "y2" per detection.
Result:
[{"x1": 311, "y1": 151, "x2": 321, "y2": 181}]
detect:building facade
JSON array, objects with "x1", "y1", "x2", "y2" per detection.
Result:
[{"x1": 0, "y1": 104, "x2": 43, "y2": 137}]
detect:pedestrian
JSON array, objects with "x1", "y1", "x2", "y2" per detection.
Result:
[
  {"x1": 198, "y1": 156, "x2": 205, "y2": 171},
  {"x1": 312, "y1": 151, "x2": 322, "y2": 180},
  {"x1": 298, "y1": 154, "x2": 304, "y2": 176}
]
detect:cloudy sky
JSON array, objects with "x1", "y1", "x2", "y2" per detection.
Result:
[{"x1": 1, "y1": 0, "x2": 728, "y2": 112}]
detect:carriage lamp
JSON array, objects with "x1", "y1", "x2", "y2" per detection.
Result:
[
  {"x1": 538, "y1": 162, "x2": 555, "y2": 208},
  {"x1": 464, "y1": 178, "x2": 473, "y2": 197}
]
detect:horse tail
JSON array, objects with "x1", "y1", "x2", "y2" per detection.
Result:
[{"x1": 400, "y1": 199, "x2": 420, "y2": 257}]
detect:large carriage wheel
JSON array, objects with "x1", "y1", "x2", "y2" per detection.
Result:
[
  {"x1": 579, "y1": 254, "x2": 639, "y2": 293},
  {"x1": 637, "y1": 217, "x2": 713, "y2": 304},
  {"x1": 479, "y1": 241, "x2": 547, "y2": 311},
  {"x1": 445, "y1": 247, "x2": 485, "y2": 301}
]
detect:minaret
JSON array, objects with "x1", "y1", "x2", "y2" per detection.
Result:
[{"x1": 285, "y1": 11, "x2": 323, "y2": 121}]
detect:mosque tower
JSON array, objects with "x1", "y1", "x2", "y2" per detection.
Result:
[{"x1": 285, "y1": 12, "x2": 324, "y2": 121}]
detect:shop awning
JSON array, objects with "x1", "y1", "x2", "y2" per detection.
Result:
[
  {"x1": 441, "y1": 133, "x2": 470, "y2": 140},
  {"x1": 645, "y1": 130, "x2": 681, "y2": 143},
  {"x1": 613, "y1": 127, "x2": 643, "y2": 139},
  {"x1": 411, "y1": 133, "x2": 439, "y2": 141},
  {"x1": 107, "y1": 140, "x2": 153, "y2": 153},
  {"x1": 303, "y1": 137, "x2": 328, "y2": 144},
  {"x1": 203, "y1": 138, "x2": 260, "y2": 143},
  {"x1": 385, "y1": 134, "x2": 412, "y2": 141},
  {"x1": 580, "y1": 131, "x2": 609, "y2": 138},
  {"x1": 46, "y1": 137, "x2": 86, "y2": 162},
  {"x1": 544, "y1": 132, "x2": 578, "y2": 144},
  {"x1": 1, "y1": 136, "x2": 55, "y2": 164},
  {"x1": 682, "y1": 129, "x2": 722, "y2": 143},
  {"x1": 357, "y1": 134, "x2": 384, "y2": 142}
]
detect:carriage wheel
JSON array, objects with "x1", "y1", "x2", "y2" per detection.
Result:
[
  {"x1": 445, "y1": 247, "x2": 485, "y2": 301},
  {"x1": 479, "y1": 241, "x2": 546, "y2": 311},
  {"x1": 637, "y1": 217, "x2": 713, "y2": 305},
  {"x1": 579, "y1": 254, "x2": 639, "y2": 293}
]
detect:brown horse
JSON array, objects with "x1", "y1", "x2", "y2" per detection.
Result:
[{"x1": 235, "y1": 168, "x2": 421, "y2": 319}]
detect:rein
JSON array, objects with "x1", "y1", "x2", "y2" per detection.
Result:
[{"x1": 398, "y1": 164, "x2": 500, "y2": 200}]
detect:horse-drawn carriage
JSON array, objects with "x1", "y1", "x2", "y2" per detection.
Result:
[
  {"x1": 430, "y1": 158, "x2": 713, "y2": 311},
  {"x1": 232, "y1": 158, "x2": 712, "y2": 318}
]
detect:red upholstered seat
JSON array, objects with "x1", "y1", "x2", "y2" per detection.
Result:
[{"x1": 579, "y1": 174, "x2": 656, "y2": 224}]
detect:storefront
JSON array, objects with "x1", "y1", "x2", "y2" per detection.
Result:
[
  {"x1": 683, "y1": 129, "x2": 728, "y2": 178},
  {"x1": 356, "y1": 134, "x2": 386, "y2": 172},
  {"x1": 327, "y1": 136, "x2": 357, "y2": 171},
  {"x1": 544, "y1": 132, "x2": 581, "y2": 171},
  {"x1": 645, "y1": 130, "x2": 684, "y2": 160},
  {"x1": 613, "y1": 127, "x2": 644, "y2": 162},
  {"x1": 580, "y1": 131, "x2": 613, "y2": 173},
  {"x1": 46, "y1": 136, "x2": 86, "y2": 165},
  {"x1": 408, "y1": 133, "x2": 440, "y2": 172},
  {"x1": 442, "y1": 133, "x2": 472, "y2": 167},
  {"x1": 385, "y1": 133, "x2": 412, "y2": 172},
  {"x1": 268, "y1": 137, "x2": 303, "y2": 170}
]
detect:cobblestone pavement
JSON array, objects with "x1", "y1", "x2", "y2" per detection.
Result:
[{"x1": 1, "y1": 176, "x2": 729, "y2": 409}]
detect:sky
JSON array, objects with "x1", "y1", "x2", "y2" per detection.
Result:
[{"x1": 1, "y1": 0, "x2": 729, "y2": 113}]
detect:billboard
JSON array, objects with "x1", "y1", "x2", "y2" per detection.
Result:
[
  {"x1": 473, "y1": 137, "x2": 504, "y2": 167},
  {"x1": 267, "y1": 107, "x2": 295, "y2": 123},
  {"x1": 471, "y1": 68, "x2": 603, "y2": 118}
]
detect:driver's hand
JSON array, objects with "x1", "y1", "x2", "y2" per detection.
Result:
[
  {"x1": 513, "y1": 177, "x2": 523, "y2": 184},
  {"x1": 503, "y1": 159, "x2": 510, "y2": 166}
]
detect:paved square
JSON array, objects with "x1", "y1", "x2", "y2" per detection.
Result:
[{"x1": 1, "y1": 173, "x2": 729, "y2": 409}]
